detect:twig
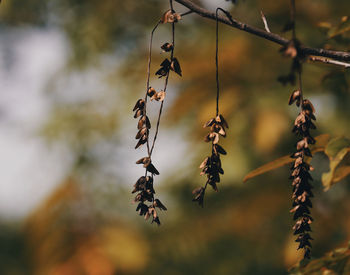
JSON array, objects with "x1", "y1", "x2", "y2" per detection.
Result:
[
  {"x1": 260, "y1": 11, "x2": 271, "y2": 33},
  {"x1": 173, "y1": 0, "x2": 350, "y2": 62},
  {"x1": 309, "y1": 56, "x2": 350, "y2": 68}
]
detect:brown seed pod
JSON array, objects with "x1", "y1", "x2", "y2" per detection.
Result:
[
  {"x1": 147, "y1": 87, "x2": 157, "y2": 97},
  {"x1": 161, "y1": 43, "x2": 173, "y2": 52},
  {"x1": 170, "y1": 58, "x2": 182, "y2": 76}
]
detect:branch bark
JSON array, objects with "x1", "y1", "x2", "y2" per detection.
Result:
[{"x1": 174, "y1": 0, "x2": 350, "y2": 63}]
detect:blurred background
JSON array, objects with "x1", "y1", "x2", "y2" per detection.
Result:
[{"x1": 0, "y1": 0, "x2": 350, "y2": 274}]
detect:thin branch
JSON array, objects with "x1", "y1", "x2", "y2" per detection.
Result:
[
  {"x1": 309, "y1": 56, "x2": 350, "y2": 68},
  {"x1": 173, "y1": 0, "x2": 350, "y2": 62},
  {"x1": 260, "y1": 11, "x2": 271, "y2": 33}
]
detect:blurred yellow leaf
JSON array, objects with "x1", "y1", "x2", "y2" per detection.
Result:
[
  {"x1": 243, "y1": 134, "x2": 330, "y2": 183},
  {"x1": 322, "y1": 137, "x2": 350, "y2": 190}
]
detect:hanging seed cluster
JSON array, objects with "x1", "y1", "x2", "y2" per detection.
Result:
[
  {"x1": 289, "y1": 90, "x2": 316, "y2": 259},
  {"x1": 132, "y1": 8, "x2": 182, "y2": 225},
  {"x1": 193, "y1": 115, "x2": 229, "y2": 207}
]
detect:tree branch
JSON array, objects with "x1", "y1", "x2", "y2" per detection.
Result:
[
  {"x1": 309, "y1": 56, "x2": 350, "y2": 68},
  {"x1": 174, "y1": 0, "x2": 350, "y2": 62}
]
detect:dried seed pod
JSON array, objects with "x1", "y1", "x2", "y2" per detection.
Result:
[
  {"x1": 289, "y1": 90, "x2": 301, "y2": 106},
  {"x1": 135, "y1": 135, "x2": 147, "y2": 149},
  {"x1": 192, "y1": 187, "x2": 205, "y2": 207},
  {"x1": 147, "y1": 87, "x2": 157, "y2": 97},
  {"x1": 214, "y1": 144, "x2": 227, "y2": 155},
  {"x1": 199, "y1": 157, "x2": 210, "y2": 169},
  {"x1": 289, "y1": 94, "x2": 317, "y2": 259},
  {"x1": 133, "y1": 99, "x2": 145, "y2": 112},
  {"x1": 154, "y1": 199, "x2": 167, "y2": 211},
  {"x1": 136, "y1": 157, "x2": 149, "y2": 165},
  {"x1": 170, "y1": 58, "x2": 182, "y2": 76},
  {"x1": 157, "y1": 91, "x2": 166, "y2": 101},
  {"x1": 155, "y1": 58, "x2": 171, "y2": 78},
  {"x1": 135, "y1": 127, "x2": 148, "y2": 139},
  {"x1": 195, "y1": 113, "x2": 228, "y2": 205},
  {"x1": 161, "y1": 43, "x2": 173, "y2": 52},
  {"x1": 161, "y1": 9, "x2": 181, "y2": 23},
  {"x1": 216, "y1": 114, "x2": 229, "y2": 128},
  {"x1": 203, "y1": 118, "x2": 215, "y2": 128}
]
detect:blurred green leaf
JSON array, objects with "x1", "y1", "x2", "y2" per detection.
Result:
[
  {"x1": 324, "y1": 137, "x2": 350, "y2": 158},
  {"x1": 322, "y1": 136, "x2": 350, "y2": 190},
  {"x1": 289, "y1": 242, "x2": 350, "y2": 275}
]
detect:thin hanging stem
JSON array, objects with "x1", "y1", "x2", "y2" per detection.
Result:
[
  {"x1": 215, "y1": 8, "x2": 220, "y2": 117},
  {"x1": 291, "y1": 0, "x2": 303, "y2": 102},
  {"x1": 214, "y1": 7, "x2": 232, "y2": 117},
  {"x1": 298, "y1": 68, "x2": 304, "y2": 102},
  {"x1": 144, "y1": 21, "x2": 161, "y2": 157},
  {"x1": 149, "y1": 0, "x2": 175, "y2": 156},
  {"x1": 290, "y1": 0, "x2": 296, "y2": 40}
]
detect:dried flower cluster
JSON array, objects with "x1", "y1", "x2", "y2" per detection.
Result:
[
  {"x1": 131, "y1": 7, "x2": 182, "y2": 225},
  {"x1": 289, "y1": 89, "x2": 316, "y2": 259},
  {"x1": 193, "y1": 115, "x2": 229, "y2": 207}
]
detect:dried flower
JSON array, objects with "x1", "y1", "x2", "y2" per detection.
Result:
[
  {"x1": 193, "y1": 114, "x2": 228, "y2": 206},
  {"x1": 161, "y1": 9, "x2": 182, "y2": 24},
  {"x1": 289, "y1": 91, "x2": 316, "y2": 259},
  {"x1": 133, "y1": 4, "x2": 180, "y2": 226}
]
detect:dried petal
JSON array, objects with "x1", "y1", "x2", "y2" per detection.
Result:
[
  {"x1": 138, "y1": 116, "x2": 146, "y2": 129},
  {"x1": 146, "y1": 163, "x2": 160, "y2": 175},
  {"x1": 147, "y1": 87, "x2": 156, "y2": 97},
  {"x1": 135, "y1": 127, "x2": 148, "y2": 139},
  {"x1": 171, "y1": 58, "x2": 182, "y2": 76},
  {"x1": 133, "y1": 109, "x2": 143, "y2": 119},
  {"x1": 160, "y1": 58, "x2": 171, "y2": 68},
  {"x1": 136, "y1": 157, "x2": 148, "y2": 165},
  {"x1": 192, "y1": 187, "x2": 205, "y2": 207},
  {"x1": 161, "y1": 10, "x2": 174, "y2": 23},
  {"x1": 161, "y1": 43, "x2": 173, "y2": 52},
  {"x1": 213, "y1": 132, "x2": 220, "y2": 144},
  {"x1": 289, "y1": 90, "x2": 301, "y2": 106},
  {"x1": 133, "y1": 99, "x2": 145, "y2": 112},
  {"x1": 152, "y1": 216, "x2": 161, "y2": 225},
  {"x1": 302, "y1": 99, "x2": 315, "y2": 114},
  {"x1": 199, "y1": 157, "x2": 209, "y2": 169},
  {"x1": 161, "y1": 10, "x2": 181, "y2": 23},
  {"x1": 154, "y1": 199, "x2": 167, "y2": 211},
  {"x1": 218, "y1": 114, "x2": 229, "y2": 128},
  {"x1": 218, "y1": 126, "x2": 226, "y2": 137},
  {"x1": 214, "y1": 144, "x2": 227, "y2": 155},
  {"x1": 208, "y1": 181, "x2": 218, "y2": 192},
  {"x1": 203, "y1": 118, "x2": 215, "y2": 128},
  {"x1": 135, "y1": 135, "x2": 147, "y2": 149},
  {"x1": 157, "y1": 91, "x2": 166, "y2": 101},
  {"x1": 145, "y1": 116, "x2": 151, "y2": 129}
]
